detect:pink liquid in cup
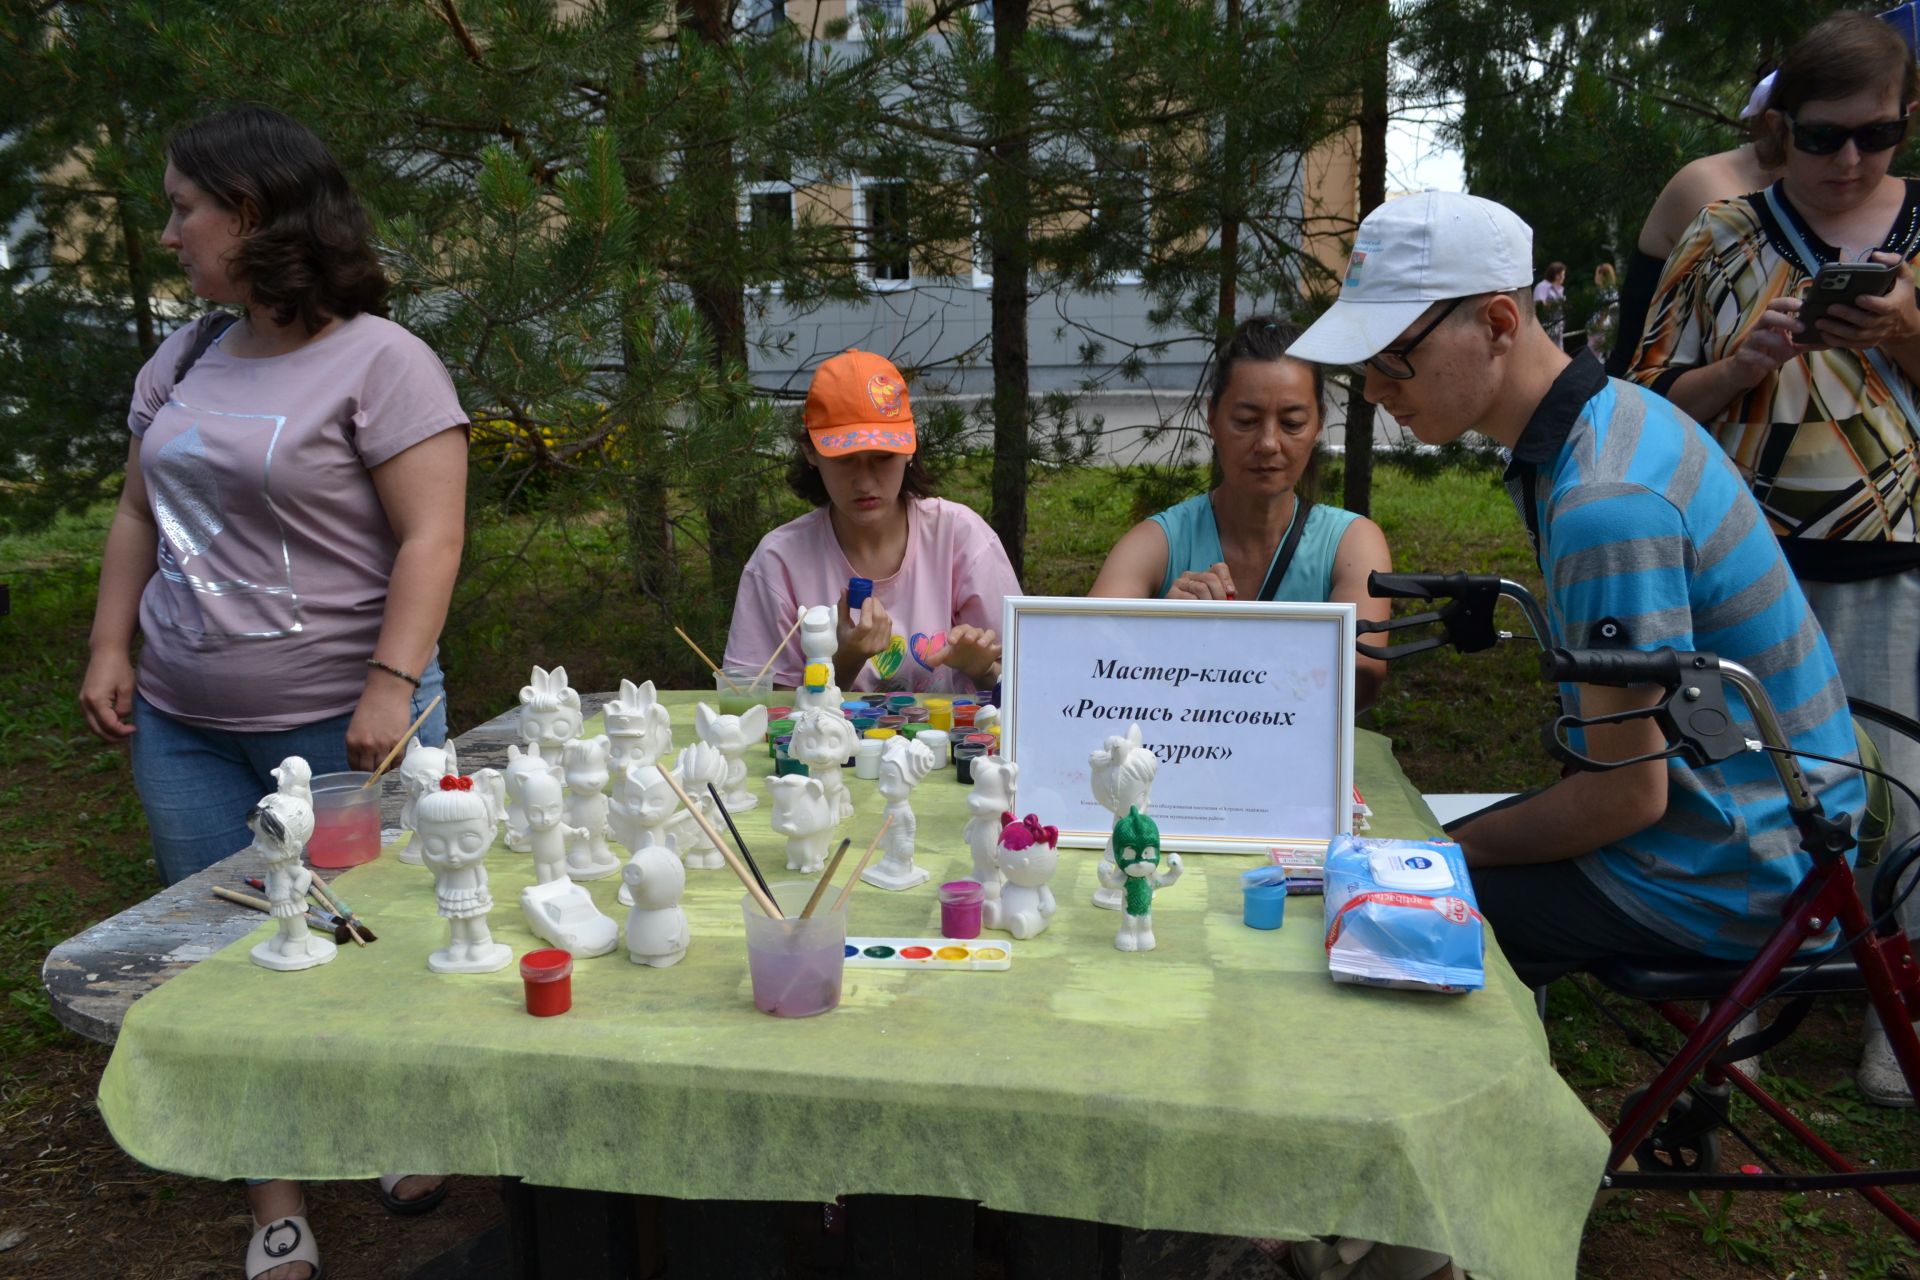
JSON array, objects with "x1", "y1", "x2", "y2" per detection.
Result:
[
  {"x1": 938, "y1": 880, "x2": 985, "y2": 939},
  {"x1": 308, "y1": 772, "x2": 380, "y2": 868}
]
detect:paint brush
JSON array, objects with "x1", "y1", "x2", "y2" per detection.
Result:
[
  {"x1": 749, "y1": 613, "x2": 805, "y2": 690},
  {"x1": 799, "y1": 838, "x2": 854, "y2": 920},
  {"x1": 706, "y1": 782, "x2": 778, "y2": 914},
  {"x1": 658, "y1": 768, "x2": 782, "y2": 918},
  {"x1": 829, "y1": 816, "x2": 893, "y2": 918},
  {"x1": 212, "y1": 887, "x2": 372, "y2": 945},
  {"x1": 674, "y1": 626, "x2": 742, "y2": 694},
  {"x1": 305, "y1": 869, "x2": 370, "y2": 946},
  {"x1": 361, "y1": 694, "x2": 445, "y2": 790},
  {"x1": 244, "y1": 877, "x2": 378, "y2": 943}
]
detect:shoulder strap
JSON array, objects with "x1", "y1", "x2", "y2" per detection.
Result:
[
  {"x1": 1256, "y1": 498, "x2": 1314, "y2": 602},
  {"x1": 173, "y1": 313, "x2": 238, "y2": 386}
]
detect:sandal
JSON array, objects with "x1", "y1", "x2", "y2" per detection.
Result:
[
  {"x1": 376, "y1": 1173, "x2": 449, "y2": 1217},
  {"x1": 246, "y1": 1212, "x2": 324, "y2": 1280}
]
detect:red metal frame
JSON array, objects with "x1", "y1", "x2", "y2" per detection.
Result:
[{"x1": 1606, "y1": 852, "x2": 1920, "y2": 1240}]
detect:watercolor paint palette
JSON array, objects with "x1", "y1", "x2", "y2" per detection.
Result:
[{"x1": 843, "y1": 937, "x2": 1013, "y2": 971}]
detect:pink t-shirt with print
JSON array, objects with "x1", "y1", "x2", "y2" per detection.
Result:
[
  {"x1": 127, "y1": 313, "x2": 467, "y2": 730},
  {"x1": 724, "y1": 497, "x2": 1022, "y2": 694}
]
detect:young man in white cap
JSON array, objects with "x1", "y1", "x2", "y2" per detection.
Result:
[{"x1": 1289, "y1": 190, "x2": 1865, "y2": 987}]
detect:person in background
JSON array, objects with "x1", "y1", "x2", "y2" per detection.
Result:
[
  {"x1": 1586, "y1": 262, "x2": 1619, "y2": 359},
  {"x1": 1627, "y1": 10, "x2": 1920, "y2": 1105},
  {"x1": 77, "y1": 106, "x2": 465, "y2": 1280},
  {"x1": 1087, "y1": 316, "x2": 1392, "y2": 711},
  {"x1": 1531, "y1": 261, "x2": 1567, "y2": 347},
  {"x1": 725, "y1": 349, "x2": 1021, "y2": 694}
]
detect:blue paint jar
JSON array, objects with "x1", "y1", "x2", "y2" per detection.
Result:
[
  {"x1": 1241, "y1": 867, "x2": 1289, "y2": 930},
  {"x1": 848, "y1": 576, "x2": 874, "y2": 609}
]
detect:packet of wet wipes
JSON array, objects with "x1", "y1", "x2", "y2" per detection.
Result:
[{"x1": 1323, "y1": 836, "x2": 1484, "y2": 993}]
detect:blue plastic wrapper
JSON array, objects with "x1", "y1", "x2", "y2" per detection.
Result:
[{"x1": 1323, "y1": 836, "x2": 1484, "y2": 993}]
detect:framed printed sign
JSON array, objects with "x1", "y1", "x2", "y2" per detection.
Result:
[{"x1": 998, "y1": 596, "x2": 1355, "y2": 854}]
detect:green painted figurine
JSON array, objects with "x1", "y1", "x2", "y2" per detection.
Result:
[{"x1": 1112, "y1": 806, "x2": 1182, "y2": 952}]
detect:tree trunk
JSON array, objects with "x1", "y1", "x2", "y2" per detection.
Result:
[
  {"x1": 107, "y1": 113, "x2": 156, "y2": 357},
  {"x1": 987, "y1": 0, "x2": 1032, "y2": 579},
  {"x1": 1341, "y1": 0, "x2": 1389, "y2": 519},
  {"x1": 678, "y1": 0, "x2": 758, "y2": 604},
  {"x1": 1215, "y1": 0, "x2": 1241, "y2": 347}
]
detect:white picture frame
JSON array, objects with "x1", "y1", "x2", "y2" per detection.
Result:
[{"x1": 999, "y1": 596, "x2": 1356, "y2": 855}]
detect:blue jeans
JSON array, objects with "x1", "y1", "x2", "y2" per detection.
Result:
[{"x1": 130, "y1": 661, "x2": 447, "y2": 885}]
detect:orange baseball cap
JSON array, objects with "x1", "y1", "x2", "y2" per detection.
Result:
[{"x1": 803, "y1": 349, "x2": 916, "y2": 458}]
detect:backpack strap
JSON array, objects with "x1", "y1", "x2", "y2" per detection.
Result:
[
  {"x1": 173, "y1": 313, "x2": 239, "y2": 386},
  {"x1": 1256, "y1": 497, "x2": 1314, "y2": 602}
]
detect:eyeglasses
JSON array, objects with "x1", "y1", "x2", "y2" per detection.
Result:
[
  {"x1": 1363, "y1": 297, "x2": 1465, "y2": 381},
  {"x1": 1783, "y1": 112, "x2": 1910, "y2": 156}
]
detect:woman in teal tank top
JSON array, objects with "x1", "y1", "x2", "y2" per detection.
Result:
[{"x1": 1089, "y1": 317, "x2": 1393, "y2": 709}]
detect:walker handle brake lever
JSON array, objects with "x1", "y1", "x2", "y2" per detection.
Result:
[
  {"x1": 1539, "y1": 647, "x2": 1750, "y2": 771},
  {"x1": 1354, "y1": 571, "x2": 1506, "y2": 660}
]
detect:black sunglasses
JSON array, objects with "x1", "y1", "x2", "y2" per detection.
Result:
[
  {"x1": 1363, "y1": 297, "x2": 1465, "y2": 381},
  {"x1": 1783, "y1": 112, "x2": 1910, "y2": 156}
]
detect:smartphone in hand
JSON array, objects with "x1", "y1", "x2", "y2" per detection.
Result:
[{"x1": 1796, "y1": 260, "x2": 1901, "y2": 348}]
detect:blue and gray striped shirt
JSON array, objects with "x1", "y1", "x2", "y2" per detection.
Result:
[{"x1": 1505, "y1": 353, "x2": 1865, "y2": 958}]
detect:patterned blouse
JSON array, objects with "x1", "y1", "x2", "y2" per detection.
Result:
[{"x1": 1628, "y1": 179, "x2": 1920, "y2": 582}]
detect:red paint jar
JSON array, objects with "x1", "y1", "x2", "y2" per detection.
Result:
[
  {"x1": 938, "y1": 880, "x2": 986, "y2": 939},
  {"x1": 520, "y1": 948, "x2": 574, "y2": 1017}
]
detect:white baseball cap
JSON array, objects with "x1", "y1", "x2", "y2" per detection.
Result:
[{"x1": 1290, "y1": 191, "x2": 1535, "y2": 365}]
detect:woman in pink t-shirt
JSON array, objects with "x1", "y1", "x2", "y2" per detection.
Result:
[
  {"x1": 77, "y1": 107, "x2": 462, "y2": 1276},
  {"x1": 724, "y1": 350, "x2": 1021, "y2": 694}
]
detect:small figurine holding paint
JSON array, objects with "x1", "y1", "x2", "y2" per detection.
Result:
[
  {"x1": 562, "y1": 735, "x2": 622, "y2": 881},
  {"x1": 695, "y1": 701, "x2": 770, "y2": 812},
  {"x1": 396, "y1": 736, "x2": 459, "y2": 863},
  {"x1": 247, "y1": 792, "x2": 335, "y2": 972},
  {"x1": 767, "y1": 774, "x2": 834, "y2": 873},
  {"x1": 965, "y1": 757, "x2": 1019, "y2": 901},
  {"x1": 605, "y1": 677, "x2": 674, "y2": 772},
  {"x1": 1091, "y1": 724, "x2": 1159, "y2": 911},
  {"x1": 518, "y1": 664, "x2": 584, "y2": 749},
  {"x1": 789, "y1": 706, "x2": 859, "y2": 824},
  {"x1": 982, "y1": 812, "x2": 1059, "y2": 940},
  {"x1": 1112, "y1": 806, "x2": 1181, "y2": 953},
  {"x1": 622, "y1": 843, "x2": 690, "y2": 967},
  {"x1": 502, "y1": 742, "x2": 561, "y2": 853},
  {"x1": 864, "y1": 735, "x2": 936, "y2": 890},
  {"x1": 417, "y1": 775, "x2": 514, "y2": 973}
]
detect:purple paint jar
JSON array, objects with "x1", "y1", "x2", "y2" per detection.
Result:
[{"x1": 939, "y1": 881, "x2": 986, "y2": 939}]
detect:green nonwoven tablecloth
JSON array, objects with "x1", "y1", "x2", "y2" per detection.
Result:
[{"x1": 99, "y1": 693, "x2": 1606, "y2": 1278}]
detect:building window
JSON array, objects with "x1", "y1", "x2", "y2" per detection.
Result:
[
  {"x1": 847, "y1": 0, "x2": 906, "y2": 36},
  {"x1": 747, "y1": 184, "x2": 794, "y2": 238},
  {"x1": 970, "y1": 181, "x2": 992, "y2": 289},
  {"x1": 857, "y1": 180, "x2": 911, "y2": 287}
]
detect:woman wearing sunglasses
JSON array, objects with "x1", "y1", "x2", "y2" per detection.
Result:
[{"x1": 1629, "y1": 10, "x2": 1920, "y2": 1108}]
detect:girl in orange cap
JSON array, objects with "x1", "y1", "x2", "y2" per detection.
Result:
[{"x1": 725, "y1": 350, "x2": 1021, "y2": 694}]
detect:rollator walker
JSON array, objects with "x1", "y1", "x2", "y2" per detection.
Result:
[{"x1": 1355, "y1": 571, "x2": 1920, "y2": 1239}]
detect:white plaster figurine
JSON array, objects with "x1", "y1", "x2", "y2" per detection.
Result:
[
  {"x1": 791, "y1": 605, "x2": 843, "y2": 713},
  {"x1": 562, "y1": 735, "x2": 622, "y2": 881},
  {"x1": 862, "y1": 736, "x2": 935, "y2": 890},
  {"x1": 270, "y1": 755, "x2": 312, "y2": 807},
  {"x1": 396, "y1": 736, "x2": 460, "y2": 864},
  {"x1": 767, "y1": 774, "x2": 834, "y2": 874},
  {"x1": 1090, "y1": 723, "x2": 1160, "y2": 911},
  {"x1": 612, "y1": 762, "x2": 686, "y2": 906},
  {"x1": 670, "y1": 742, "x2": 728, "y2": 872},
  {"x1": 502, "y1": 742, "x2": 562, "y2": 854},
  {"x1": 247, "y1": 792, "x2": 335, "y2": 972},
  {"x1": 788, "y1": 707, "x2": 859, "y2": 824},
  {"x1": 983, "y1": 812, "x2": 1060, "y2": 940},
  {"x1": 416, "y1": 776, "x2": 514, "y2": 974},
  {"x1": 472, "y1": 767, "x2": 508, "y2": 833},
  {"x1": 622, "y1": 843, "x2": 690, "y2": 968},
  {"x1": 518, "y1": 769, "x2": 619, "y2": 959},
  {"x1": 696, "y1": 701, "x2": 770, "y2": 812},
  {"x1": 965, "y1": 757, "x2": 1019, "y2": 902},
  {"x1": 605, "y1": 677, "x2": 674, "y2": 772},
  {"x1": 519, "y1": 664, "x2": 584, "y2": 750}
]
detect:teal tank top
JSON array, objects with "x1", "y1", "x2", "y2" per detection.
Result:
[{"x1": 1148, "y1": 493, "x2": 1360, "y2": 602}]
